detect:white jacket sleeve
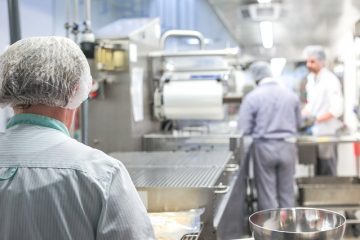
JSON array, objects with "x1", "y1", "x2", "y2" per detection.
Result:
[{"x1": 96, "y1": 162, "x2": 155, "y2": 240}]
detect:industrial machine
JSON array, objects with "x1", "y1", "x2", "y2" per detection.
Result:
[
  {"x1": 149, "y1": 30, "x2": 241, "y2": 123},
  {"x1": 87, "y1": 21, "x2": 247, "y2": 239},
  {"x1": 87, "y1": 18, "x2": 161, "y2": 153},
  {"x1": 87, "y1": 21, "x2": 244, "y2": 152}
]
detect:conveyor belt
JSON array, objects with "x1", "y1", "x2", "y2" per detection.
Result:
[
  {"x1": 127, "y1": 167, "x2": 223, "y2": 188},
  {"x1": 110, "y1": 151, "x2": 233, "y2": 188},
  {"x1": 111, "y1": 151, "x2": 232, "y2": 168}
]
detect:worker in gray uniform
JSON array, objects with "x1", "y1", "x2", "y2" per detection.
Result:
[{"x1": 237, "y1": 61, "x2": 301, "y2": 210}]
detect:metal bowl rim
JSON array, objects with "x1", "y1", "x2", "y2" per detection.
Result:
[{"x1": 249, "y1": 207, "x2": 346, "y2": 234}]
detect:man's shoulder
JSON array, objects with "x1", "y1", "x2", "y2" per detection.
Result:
[
  {"x1": 321, "y1": 68, "x2": 340, "y2": 81},
  {"x1": 60, "y1": 138, "x2": 123, "y2": 178}
]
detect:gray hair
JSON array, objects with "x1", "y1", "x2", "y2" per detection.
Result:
[
  {"x1": 303, "y1": 45, "x2": 326, "y2": 63},
  {"x1": 0, "y1": 36, "x2": 92, "y2": 109},
  {"x1": 248, "y1": 61, "x2": 273, "y2": 83}
]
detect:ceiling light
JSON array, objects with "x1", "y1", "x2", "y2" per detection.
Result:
[
  {"x1": 257, "y1": 0, "x2": 271, "y2": 3},
  {"x1": 260, "y1": 21, "x2": 273, "y2": 48}
]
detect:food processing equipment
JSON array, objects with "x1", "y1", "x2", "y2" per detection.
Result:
[{"x1": 110, "y1": 151, "x2": 239, "y2": 240}]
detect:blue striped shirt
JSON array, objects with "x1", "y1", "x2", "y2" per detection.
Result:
[{"x1": 0, "y1": 118, "x2": 155, "y2": 240}]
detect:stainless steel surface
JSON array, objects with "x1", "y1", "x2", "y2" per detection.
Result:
[
  {"x1": 142, "y1": 131, "x2": 243, "y2": 163},
  {"x1": 208, "y1": 0, "x2": 360, "y2": 60},
  {"x1": 249, "y1": 208, "x2": 346, "y2": 240},
  {"x1": 297, "y1": 135, "x2": 360, "y2": 146},
  {"x1": 88, "y1": 18, "x2": 160, "y2": 153},
  {"x1": 110, "y1": 151, "x2": 238, "y2": 240},
  {"x1": 298, "y1": 177, "x2": 360, "y2": 185},
  {"x1": 296, "y1": 135, "x2": 360, "y2": 167},
  {"x1": 111, "y1": 151, "x2": 233, "y2": 168},
  {"x1": 298, "y1": 177, "x2": 360, "y2": 206},
  {"x1": 7, "y1": 0, "x2": 21, "y2": 44},
  {"x1": 181, "y1": 232, "x2": 200, "y2": 240},
  {"x1": 126, "y1": 167, "x2": 224, "y2": 188},
  {"x1": 111, "y1": 151, "x2": 232, "y2": 188},
  {"x1": 160, "y1": 30, "x2": 205, "y2": 49},
  {"x1": 148, "y1": 48, "x2": 239, "y2": 57},
  {"x1": 80, "y1": 99, "x2": 89, "y2": 145}
]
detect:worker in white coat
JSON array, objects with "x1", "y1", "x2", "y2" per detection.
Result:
[
  {"x1": 0, "y1": 37, "x2": 155, "y2": 240},
  {"x1": 302, "y1": 45, "x2": 343, "y2": 176},
  {"x1": 237, "y1": 61, "x2": 301, "y2": 210}
]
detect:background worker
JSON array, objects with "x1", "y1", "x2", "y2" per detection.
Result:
[
  {"x1": 237, "y1": 61, "x2": 301, "y2": 210},
  {"x1": 302, "y1": 45, "x2": 344, "y2": 176}
]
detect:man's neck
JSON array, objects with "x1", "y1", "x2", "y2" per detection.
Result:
[
  {"x1": 313, "y1": 67, "x2": 324, "y2": 76},
  {"x1": 13, "y1": 105, "x2": 76, "y2": 129}
]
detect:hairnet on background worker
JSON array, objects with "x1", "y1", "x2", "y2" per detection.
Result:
[
  {"x1": 302, "y1": 45, "x2": 343, "y2": 176},
  {"x1": 0, "y1": 36, "x2": 155, "y2": 240},
  {"x1": 303, "y1": 45, "x2": 326, "y2": 63},
  {"x1": 238, "y1": 61, "x2": 301, "y2": 210},
  {"x1": 248, "y1": 60, "x2": 273, "y2": 83}
]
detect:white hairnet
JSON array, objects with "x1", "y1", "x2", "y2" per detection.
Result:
[
  {"x1": 0, "y1": 36, "x2": 92, "y2": 109},
  {"x1": 303, "y1": 45, "x2": 326, "y2": 63},
  {"x1": 248, "y1": 61, "x2": 272, "y2": 82}
]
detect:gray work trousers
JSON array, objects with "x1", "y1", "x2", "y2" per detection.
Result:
[
  {"x1": 251, "y1": 139, "x2": 297, "y2": 210},
  {"x1": 316, "y1": 144, "x2": 337, "y2": 176}
]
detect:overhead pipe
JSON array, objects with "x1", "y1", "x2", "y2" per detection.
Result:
[
  {"x1": 80, "y1": 0, "x2": 95, "y2": 59},
  {"x1": 71, "y1": 0, "x2": 80, "y2": 43},
  {"x1": 7, "y1": 0, "x2": 21, "y2": 44},
  {"x1": 83, "y1": 0, "x2": 92, "y2": 32},
  {"x1": 160, "y1": 30, "x2": 205, "y2": 50},
  {"x1": 64, "y1": 0, "x2": 71, "y2": 38}
]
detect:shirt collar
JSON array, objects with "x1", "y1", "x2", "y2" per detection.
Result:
[
  {"x1": 6, "y1": 113, "x2": 70, "y2": 136},
  {"x1": 310, "y1": 67, "x2": 325, "y2": 83}
]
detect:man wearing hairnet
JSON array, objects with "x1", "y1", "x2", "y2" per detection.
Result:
[
  {"x1": 303, "y1": 46, "x2": 343, "y2": 176},
  {"x1": 0, "y1": 37, "x2": 155, "y2": 239},
  {"x1": 237, "y1": 61, "x2": 301, "y2": 210}
]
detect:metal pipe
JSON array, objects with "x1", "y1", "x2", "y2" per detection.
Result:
[
  {"x1": 72, "y1": 0, "x2": 79, "y2": 43},
  {"x1": 7, "y1": 0, "x2": 21, "y2": 44},
  {"x1": 149, "y1": 48, "x2": 239, "y2": 58},
  {"x1": 65, "y1": 0, "x2": 71, "y2": 38},
  {"x1": 79, "y1": 0, "x2": 93, "y2": 145},
  {"x1": 80, "y1": 99, "x2": 89, "y2": 145},
  {"x1": 160, "y1": 30, "x2": 205, "y2": 49},
  {"x1": 83, "y1": 0, "x2": 92, "y2": 32},
  {"x1": 73, "y1": 0, "x2": 78, "y2": 24}
]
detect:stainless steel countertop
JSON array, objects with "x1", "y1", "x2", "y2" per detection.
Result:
[
  {"x1": 296, "y1": 134, "x2": 360, "y2": 145},
  {"x1": 143, "y1": 132, "x2": 243, "y2": 139},
  {"x1": 110, "y1": 151, "x2": 234, "y2": 188}
]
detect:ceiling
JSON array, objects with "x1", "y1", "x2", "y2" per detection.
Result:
[{"x1": 208, "y1": 0, "x2": 360, "y2": 61}]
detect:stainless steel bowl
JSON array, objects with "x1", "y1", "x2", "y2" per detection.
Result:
[{"x1": 249, "y1": 208, "x2": 346, "y2": 240}]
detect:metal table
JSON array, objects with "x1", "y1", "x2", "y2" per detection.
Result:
[
  {"x1": 297, "y1": 135, "x2": 360, "y2": 145},
  {"x1": 143, "y1": 131, "x2": 244, "y2": 164},
  {"x1": 110, "y1": 151, "x2": 239, "y2": 240},
  {"x1": 297, "y1": 134, "x2": 360, "y2": 177}
]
